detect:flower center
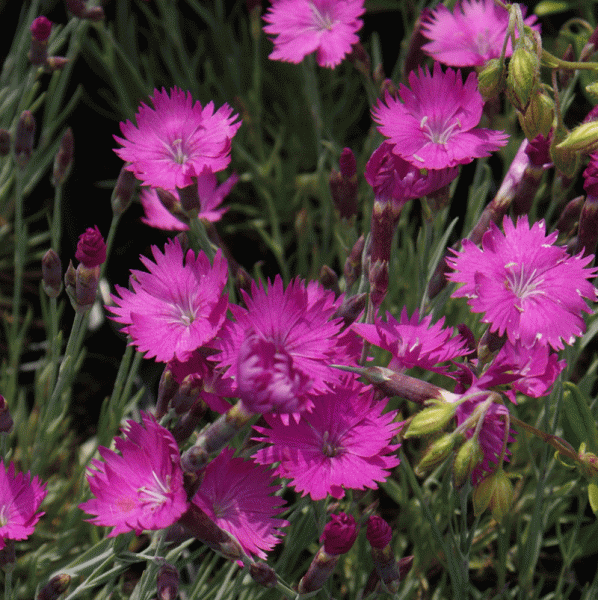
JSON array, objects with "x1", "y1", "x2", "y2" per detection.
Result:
[
  {"x1": 504, "y1": 262, "x2": 544, "y2": 310},
  {"x1": 137, "y1": 472, "x2": 172, "y2": 512},
  {"x1": 310, "y1": 2, "x2": 334, "y2": 30},
  {"x1": 321, "y1": 430, "x2": 341, "y2": 457},
  {"x1": 169, "y1": 138, "x2": 188, "y2": 165},
  {"x1": 420, "y1": 115, "x2": 462, "y2": 145}
]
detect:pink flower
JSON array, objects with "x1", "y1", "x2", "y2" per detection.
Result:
[
  {"x1": 108, "y1": 238, "x2": 228, "y2": 363},
  {"x1": 447, "y1": 216, "x2": 598, "y2": 350},
  {"x1": 253, "y1": 380, "x2": 401, "y2": 500},
  {"x1": 353, "y1": 307, "x2": 469, "y2": 374},
  {"x1": 365, "y1": 141, "x2": 459, "y2": 208},
  {"x1": 191, "y1": 447, "x2": 288, "y2": 559},
  {"x1": 140, "y1": 167, "x2": 238, "y2": 231},
  {"x1": 76, "y1": 225, "x2": 106, "y2": 268},
  {"x1": 114, "y1": 88, "x2": 241, "y2": 190},
  {"x1": 263, "y1": 0, "x2": 365, "y2": 68},
  {"x1": 213, "y1": 276, "x2": 348, "y2": 415},
  {"x1": 421, "y1": 0, "x2": 539, "y2": 67},
  {"x1": 320, "y1": 513, "x2": 358, "y2": 554},
  {"x1": 79, "y1": 413, "x2": 188, "y2": 537},
  {"x1": 372, "y1": 62, "x2": 509, "y2": 169},
  {"x1": 0, "y1": 461, "x2": 46, "y2": 550}
]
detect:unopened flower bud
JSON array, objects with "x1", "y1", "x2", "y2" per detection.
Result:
[
  {"x1": 550, "y1": 127, "x2": 580, "y2": 178},
  {"x1": 52, "y1": 128, "x2": 74, "y2": 186},
  {"x1": 44, "y1": 56, "x2": 70, "y2": 71},
  {"x1": 29, "y1": 16, "x2": 51, "y2": 65},
  {"x1": 111, "y1": 165, "x2": 136, "y2": 215},
  {"x1": 415, "y1": 433, "x2": 459, "y2": 477},
  {"x1": 321, "y1": 512, "x2": 358, "y2": 555},
  {"x1": 556, "y1": 121, "x2": 598, "y2": 156},
  {"x1": 472, "y1": 468, "x2": 514, "y2": 521},
  {"x1": 0, "y1": 395, "x2": 14, "y2": 434},
  {"x1": 157, "y1": 563, "x2": 179, "y2": 600},
  {"x1": 557, "y1": 195, "x2": 584, "y2": 235},
  {"x1": 42, "y1": 249, "x2": 62, "y2": 298},
  {"x1": 30, "y1": 15, "x2": 52, "y2": 41},
  {"x1": 586, "y1": 82, "x2": 598, "y2": 103},
  {"x1": 75, "y1": 225, "x2": 106, "y2": 268},
  {"x1": 405, "y1": 402, "x2": 457, "y2": 438},
  {"x1": 575, "y1": 194, "x2": 598, "y2": 257},
  {"x1": 507, "y1": 46, "x2": 540, "y2": 112},
  {"x1": 156, "y1": 188, "x2": 188, "y2": 224},
  {"x1": 37, "y1": 574, "x2": 71, "y2": 600},
  {"x1": 366, "y1": 515, "x2": 392, "y2": 549},
  {"x1": 177, "y1": 178, "x2": 200, "y2": 214},
  {"x1": 15, "y1": 110, "x2": 36, "y2": 168},
  {"x1": 577, "y1": 443, "x2": 598, "y2": 479},
  {"x1": 368, "y1": 259, "x2": 389, "y2": 308},
  {"x1": 0, "y1": 129, "x2": 10, "y2": 156},
  {"x1": 518, "y1": 92, "x2": 554, "y2": 142},
  {"x1": 156, "y1": 365, "x2": 178, "y2": 418},
  {"x1": 452, "y1": 437, "x2": 484, "y2": 488},
  {"x1": 344, "y1": 234, "x2": 365, "y2": 289},
  {"x1": 66, "y1": 0, "x2": 104, "y2": 20},
  {"x1": 64, "y1": 260, "x2": 76, "y2": 299},
  {"x1": 477, "y1": 58, "x2": 505, "y2": 101},
  {"x1": 319, "y1": 264, "x2": 340, "y2": 296},
  {"x1": 347, "y1": 42, "x2": 370, "y2": 76},
  {"x1": 249, "y1": 562, "x2": 277, "y2": 588},
  {"x1": 332, "y1": 292, "x2": 366, "y2": 327}
]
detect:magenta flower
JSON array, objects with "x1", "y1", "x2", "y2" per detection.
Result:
[
  {"x1": 108, "y1": 238, "x2": 228, "y2": 363},
  {"x1": 320, "y1": 513, "x2": 358, "y2": 554},
  {"x1": 372, "y1": 62, "x2": 508, "y2": 170},
  {"x1": 253, "y1": 380, "x2": 401, "y2": 500},
  {"x1": 263, "y1": 0, "x2": 365, "y2": 68},
  {"x1": 421, "y1": 0, "x2": 539, "y2": 67},
  {"x1": 191, "y1": 447, "x2": 288, "y2": 559},
  {"x1": 213, "y1": 276, "x2": 349, "y2": 415},
  {"x1": 353, "y1": 306, "x2": 469, "y2": 374},
  {"x1": 114, "y1": 88, "x2": 241, "y2": 190},
  {"x1": 79, "y1": 413, "x2": 188, "y2": 537},
  {"x1": 365, "y1": 141, "x2": 459, "y2": 208},
  {"x1": 0, "y1": 461, "x2": 46, "y2": 550},
  {"x1": 447, "y1": 216, "x2": 598, "y2": 350},
  {"x1": 140, "y1": 168, "x2": 238, "y2": 231}
]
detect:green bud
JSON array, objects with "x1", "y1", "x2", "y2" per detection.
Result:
[
  {"x1": 415, "y1": 433, "x2": 457, "y2": 477},
  {"x1": 550, "y1": 127, "x2": 579, "y2": 178},
  {"x1": 477, "y1": 58, "x2": 505, "y2": 101},
  {"x1": 472, "y1": 468, "x2": 514, "y2": 521},
  {"x1": 452, "y1": 437, "x2": 484, "y2": 489},
  {"x1": 578, "y1": 443, "x2": 598, "y2": 479},
  {"x1": 556, "y1": 121, "x2": 598, "y2": 156},
  {"x1": 507, "y1": 46, "x2": 540, "y2": 112},
  {"x1": 405, "y1": 403, "x2": 457, "y2": 438},
  {"x1": 518, "y1": 92, "x2": 554, "y2": 141},
  {"x1": 586, "y1": 82, "x2": 598, "y2": 103}
]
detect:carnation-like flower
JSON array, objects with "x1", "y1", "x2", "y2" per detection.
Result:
[
  {"x1": 0, "y1": 461, "x2": 47, "y2": 550},
  {"x1": 353, "y1": 306, "x2": 469, "y2": 373},
  {"x1": 140, "y1": 168, "x2": 238, "y2": 231},
  {"x1": 191, "y1": 447, "x2": 288, "y2": 559},
  {"x1": 263, "y1": 0, "x2": 365, "y2": 68},
  {"x1": 253, "y1": 380, "x2": 401, "y2": 500},
  {"x1": 447, "y1": 215, "x2": 598, "y2": 350},
  {"x1": 79, "y1": 413, "x2": 188, "y2": 537},
  {"x1": 114, "y1": 88, "x2": 241, "y2": 190},
  {"x1": 108, "y1": 238, "x2": 228, "y2": 363},
  {"x1": 213, "y1": 276, "x2": 349, "y2": 415},
  {"x1": 421, "y1": 0, "x2": 539, "y2": 67},
  {"x1": 372, "y1": 62, "x2": 509, "y2": 169},
  {"x1": 320, "y1": 512, "x2": 358, "y2": 554}
]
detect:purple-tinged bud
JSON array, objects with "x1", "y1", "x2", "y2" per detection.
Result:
[
  {"x1": 347, "y1": 42, "x2": 371, "y2": 77},
  {"x1": 321, "y1": 512, "x2": 358, "y2": 555},
  {"x1": 156, "y1": 188, "x2": 189, "y2": 224},
  {"x1": 366, "y1": 516, "x2": 392, "y2": 549},
  {"x1": 15, "y1": 110, "x2": 36, "y2": 168},
  {"x1": 66, "y1": 0, "x2": 104, "y2": 20},
  {"x1": 457, "y1": 324, "x2": 477, "y2": 356},
  {"x1": 75, "y1": 225, "x2": 106, "y2": 268},
  {"x1": 330, "y1": 158, "x2": 359, "y2": 219},
  {"x1": 472, "y1": 468, "x2": 514, "y2": 521},
  {"x1": 557, "y1": 195, "x2": 584, "y2": 235},
  {"x1": 249, "y1": 562, "x2": 277, "y2": 588},
  {"x1": 583, "y1": 154, "x2": 598, "y2": 198},
  {"x1": 368, "y1": 259, "x2": 389, "y2": 309},
  {"x1": 30, "y1": 16, "x2": 52, "y2": 41},
  {"x1": 339, "y1": 147, "x2": 356, "y2": 178},
  {"x1": 0, "y1": 129, "x2": 10, "y2": 156},
  {"x1": 577, "y1": 443, "x2": 598, "y2": 479},
  {"x1": 45, "y1": 56, "x2": 70, "y2": 71},
  {"x1": 157, "y1": 563, "x2": 179, "y2": 600},
  {"x1": 0, "y1": 539, "x2": 15, "y2": 568},
  {"x1": 575, "y1": 195, "x2": 598, "y2": 258},
  {"x1": 172, "y1": 397, "x2": 208, "y2": 444},
  {"x1": 580, "y1": 24, "x2": 598, "y2": 62},
  {"x1": 177, "y1": 178, "x2": 200, "y2": 214},
  {"x1": 156, "y1": 365, "x2": 178, "y2": 418},
  {"x1": 298, "y1": 547, "x2": 339, "y2": 594},
  {"x1": 397, "y1": 555, "x2": 414, "y2": 579},
  {"x1": 37, "y1": 574, "x2": 71, "y2": 600},
  {"x1": 370, "y1": 198, "x2": 395, "y2": 264},
  {"x1": 379, "y1": 77, "x2": 399, "y2": 98},
  {"x1": 332, "y1": 292, "x2": 366, "y2": 328},
  {"x1": 0, "y1": 395, "x2": 14, "y2": 434},
  {"x1": 319, "y1": 265, "x2": 340, "y2": 296},
  {"x1": 64, "y1": 260, "x2": 76, "y2": 299},
  {"x1": 52, "y1": 128, "x2": 74, "y2": 186},
  {"x1": 477, "y1": 328, "x2": 505, "y2": 364},
  {"x1": 402, "y1": 8, "x2": 431, "y2": 78},
  {"x1": 525, "y1": 133, "x2": 551, "y2": 167},
  {"x1": 111, "y1": 165, "x2": 136, "y2": 215},
  {"x1": 42, "y1": 249, "x2": 62, "y2": 298},
  {"x1": 344, "y1": 234, "x2": 365, "y2": 290}
]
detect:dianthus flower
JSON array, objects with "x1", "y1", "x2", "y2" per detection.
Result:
[
  {"x1": 421, "y1": 0, "x2": 539, "y2": 67},
  {"x1": 263, "y1": 0, "x2": 365, "y2": 68},
  {"x1": 365, "y1": 141, "x2": 459, "y2": 209},
  {"x1": 253, "y1": 379, "x2": 401, "y2": 500},
  {"x1": 79, "y1": 413, "x2": 188, "y2": 537},
  {"x1": 0, "y1": 461, "x2": 47, "y2": 550},
  {"x1": 140, "y1": 168, "x2": 238, "y2": 231},
  {"x1": 447, "y1": 215, "x2": 598, "y2": 350},
  {"x1": 108, "y1": 238, "x2": 228, "y2": 363},
  {"x1": 372, "y1": 62, "x2": 509, "y2": 169},
  {"x1": 353, "y1": 306, "x2": 469, "y2": 374},
  {"x1": 213, "y1": 276, "x2": 350, "y2": 416},
  {"x1": 191, "y1": 447, "x2": 288, "y2": 559},
  {"x1": 114, "y1": 88, "x2": 241, "y2": 190}
]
